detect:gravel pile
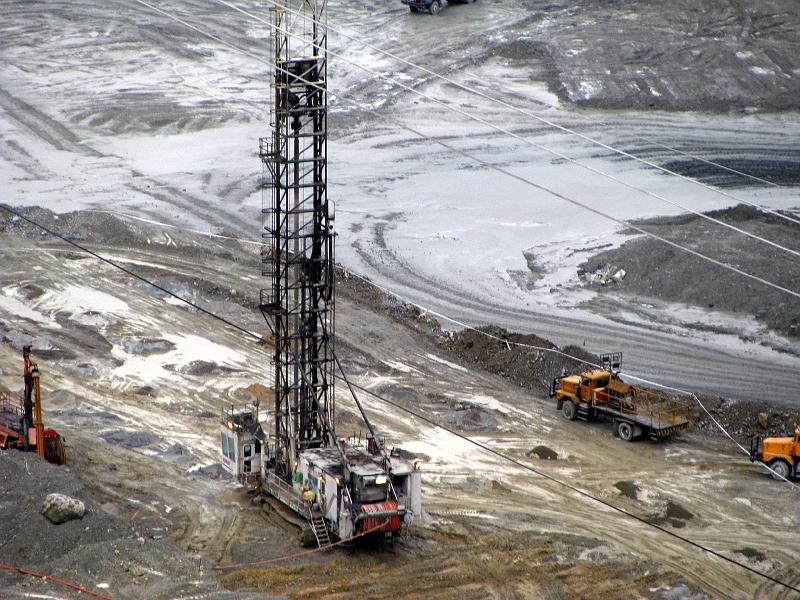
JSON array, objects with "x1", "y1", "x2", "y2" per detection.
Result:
[
  {"x1": 691, "y1": 394, "x2": 799, "y2": 440},
  {"x1": 581, "y1": 205, "x2": 800, "y2": 340},
  {"x1": 0, "y1": 451, "x2": 267, "y2": 600},
  {"x1": 448, "y1": 326, "x2": 597, "y2": 395}
]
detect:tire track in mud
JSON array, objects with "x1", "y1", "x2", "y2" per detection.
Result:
[{"x1": 0, "y1": 85, "x2": 255, "y2": 238}]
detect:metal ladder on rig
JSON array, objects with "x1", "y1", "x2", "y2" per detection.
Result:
[{"x1": 310, "y1": 513, "x2": 331, "y2": 548}]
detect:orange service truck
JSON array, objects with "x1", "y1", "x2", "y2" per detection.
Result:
[
  {"x1": 750, "y1": 428, "x2": 800, "y2": 480},
  {"x1": 549, "y1": 353, "x2": 689, "y2": 441}
]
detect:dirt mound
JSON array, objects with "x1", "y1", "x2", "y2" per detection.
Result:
[
  {"x1": 0, "y1": 204, "x2": 141, "y2": 246},
  {"x1": 691, "y1": 394, "x2": 799, "y2": 441},
  {"x1": 443, "y1": 406, "x2": 499, "y2": 432},
  {"x1": 448, "y1": 326, "x2": 597, "y2": 395},
  {"x1": 527, "y1": 445, "x2": 558, "y2": 460},
  {"x1": 614, "y1": 480, "x2": 641, "y2": 501},
  {"x1": 0, "y1": 451, "x2": 262, "y2": 599},
  {"x1": 580, "y1": 204, "x2": 800, "y2": 341}
]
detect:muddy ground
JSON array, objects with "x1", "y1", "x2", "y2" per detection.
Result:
[
  {"x1": 1, "y1": 209, "x2": 798, "y2": 599},
  {"x1": 578, "y1": 204, "x2": 800, "y2": 344}
]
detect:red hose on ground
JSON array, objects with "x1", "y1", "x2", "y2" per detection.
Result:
[{"x1": 0, "y1": 563, "x2": 113, "y2": 599}]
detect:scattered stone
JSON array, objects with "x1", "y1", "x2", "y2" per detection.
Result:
[
  {"x1": 120, "y1": 338, "x2": 175, "y2": 356},
  {"x1": 41, "y1": 493, "x2": 85, "y2": 524},
  {"x1": 102, "y1": 430, "x2": 159, "y2": 449},
  {"x1": 614, "y1": 480, "x2": 640, "y2": 500},
  {"x1": 180, "y1": 360, "x2": 224, "y2": 376},
  {"x1": 527, "y1": 445, "x2": 558, "y2": 460},
  {"x1": 299, "y1": 525, "x2": 317, "y2": 547},
  {"x1": 135, "y1": 386, "x2": 156, "y2": 397},
  {"x1": 443, "y1": 407, "x2": 499, "y2": 432},
  {"x1": 757, "y1": 412, "x2": 768, "y2": 429},
  {"x1": 187, "y1": 463, "x2": 231, "y2": 480}
]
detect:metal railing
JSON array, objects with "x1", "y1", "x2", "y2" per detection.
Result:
[{"x1": 262, "y1": 470, "x2": 311, "y2": 519}]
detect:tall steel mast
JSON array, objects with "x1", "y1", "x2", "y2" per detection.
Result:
[{"x1": 259, "y1": 0, "x2": 334, "y2": 480}]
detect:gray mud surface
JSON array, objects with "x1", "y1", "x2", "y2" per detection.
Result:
[
  {"x1": 0, "y1": 211, "x2": 798, "y2": 597},
  {"x1": 513, "y1": 0, "x2": 800, "y2": 112}
]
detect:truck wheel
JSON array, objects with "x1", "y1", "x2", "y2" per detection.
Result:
[
  {"x1": 429, "y1": 0, "x2": 442, "y2": 14},
  {"x1": 617, "y1": 421, "x2": 634, "y2": 442},
  {"x1": 768, "y1": 459, "x2": 790, "y2": 481},
  {"x1": 561, "y1": 401, "x2": 576, "y2": 421},
  {"x1": 410, "y1": 6, "x2": 419, "y2": 12}
]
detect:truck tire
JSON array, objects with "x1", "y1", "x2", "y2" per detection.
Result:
[
  {"x1": 768, "y1": 459, "x2": 791, "y2": 481},
  {"x1": 561, "y1": 400, "x2": 577, "y2": 421},
  {"x1": 617, "y1": 421, "x2": 634, "y2": 442},
  {"x1": 429, "y1": 0, "x2": 442, "y2": 14}
]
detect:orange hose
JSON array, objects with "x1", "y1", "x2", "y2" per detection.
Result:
[{"x1": 0, "y1": 563, "x2": 113, "y2": 599}]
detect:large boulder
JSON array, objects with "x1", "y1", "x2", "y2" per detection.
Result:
[{"x1": 41, "y1": 493, "x2": 85, "y2": 524}]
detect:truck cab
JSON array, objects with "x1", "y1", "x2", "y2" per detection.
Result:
[
  {"x1": 750, "y1": 428, "x2": 800, "y2": 480},
  {"x1": 551, "y1": 369, "x2": 612, "y2": 414}
]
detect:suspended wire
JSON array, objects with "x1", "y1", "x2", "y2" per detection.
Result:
[
  {"x1": 6, "y1": 6, "x2": 798, "y2": 587},
  {"x1": 240, "y1": 0, "x2": 800, "y2": 227},
  {"x1": 344, "y1": 379, "x2": 800, "y2": 594},
  {"x1": 210, "y1": 0, "x2": 800, "y2": 258},
  {"x1": 1, "y1": 203, "x2": 797, "y2": 592},
  {"x1": 334, "y1": 266, "x2": 800, "y2": 491},
  {"x1": 129, "y1": 0, "x2": 800, "y2": 301},
  {"x1": 89, "y1": 1, "x2": 800, "y2": 483},
  {"x1": 0, "y1": 205, "x2": 262, "y2": 343},
  {"x1": 2, "y1": 202, "x2": 797, "y2": 591}
]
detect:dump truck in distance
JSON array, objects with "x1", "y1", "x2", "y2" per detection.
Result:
[
  {"x1": 750, "y1": 428, "x2": 800, "y2": 480},
  {"x1": 549, "y1": 353, "x2": 689, "y2": 441},
  {"x1": 402, "y1": 0, "x2": 476, "y2": 15}
]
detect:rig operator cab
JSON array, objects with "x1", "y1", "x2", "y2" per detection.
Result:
[
  {"x1": 550, "y1": 353, "x2": 689, "y2": 441},
  {"x1": 750, "y1": 428, "x2": 800, "y2": 480}
]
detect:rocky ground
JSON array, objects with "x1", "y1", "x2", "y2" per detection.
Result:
[
  {"x1": 1, "y1": 1, "x2": 799, "y2": 596},
  {"x1": 0, "y1": 450, "x2": 269, "y2": 600},
  {"x1": 519, "y1": 0, "x2": 800, "y2": 113},
  {"x1": 579, "y1": 204, "x2": 800, "y2": 346}
]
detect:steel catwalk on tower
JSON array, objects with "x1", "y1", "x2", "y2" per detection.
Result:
[{"x1": 258, "y1": 0, "x2": 335, "y2": 481}]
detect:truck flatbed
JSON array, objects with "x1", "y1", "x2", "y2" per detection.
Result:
[
  {"x1": 592, "y1": 379, "x2": 689, "y2": 438},
  {"x1": 550, "y1": 361, "x2": 690, "y2": 441}
]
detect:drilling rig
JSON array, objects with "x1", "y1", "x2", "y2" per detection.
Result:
[
  {"x1": 221, "y1": 0, "x2": 421, "y2": 546},
  {"x1": 0, "y1": 346, "x2": 67, "y2": 465}
]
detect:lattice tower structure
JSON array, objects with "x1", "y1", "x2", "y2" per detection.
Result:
[{"x1": 259, "y1": 0, "x2": 334, "y2": 480}]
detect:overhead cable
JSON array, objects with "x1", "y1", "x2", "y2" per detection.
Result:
[{"x1": 84, "y1": 206, "x2": 800, "y2": 490}]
